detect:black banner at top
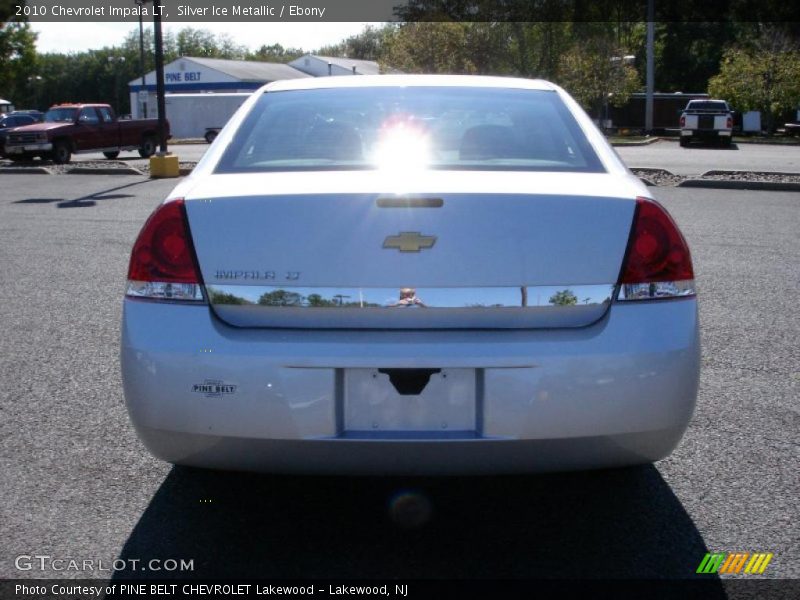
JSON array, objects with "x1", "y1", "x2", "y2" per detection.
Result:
[{"x1": 6, "y1": 0, "x2": 800, "y2": 22}]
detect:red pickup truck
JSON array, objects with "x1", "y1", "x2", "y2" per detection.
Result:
[{"x1": 4, "y1": 103, "x2": 168, "y2": 163}]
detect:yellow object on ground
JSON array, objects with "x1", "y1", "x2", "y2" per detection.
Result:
[{"x1": 149, "y1": 153, "x2": 180, "y2": 178}]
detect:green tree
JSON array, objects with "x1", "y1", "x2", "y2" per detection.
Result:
[
  {"x1": 0, "y1": 16, "x2": 38, "y2": 107},
  {"x1": 549, "y1": 290, "x2": 578, "y2": 306},
  {"x1": 175, "y1": 27, "x2": 246, "y2": 59},
  {"x1": 246, "y1": 43, "x2": 304, "y2": 63},
  {"x1": 306, "y1": 293, "x2": 336, "y2": 307},
  {"x1": 34, "y1": 48, "x2": 144, "y2": 113},
  {"x1": 556, "y1": 33, "x2": 640, "y2": 118},
  {"x1": 380, "y1": 22, "x2": 477, "y2": 74},
  {"x1": 509, "y1": 22, "x2": 573, "y2": 80},
  {"x1": 316, "y1": 24, "x2": 394, "y2": 61},
  {"x1": 258, "y1": 290, "x2": 304, "y2": 306},
  {"x1": 655, "y1": 22, "x2": 737, "y2": 93},
  {"x1": 708, "y1": 30, "x2": 800, "y2": 133},
  {"x1": 208, "y1": 290, "x2": 248, "y2": 305}
]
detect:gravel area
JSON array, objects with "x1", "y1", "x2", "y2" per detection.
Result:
[
  {"x1": 631, "y1": 168, "x2": 800, "y2": 186},
  {"x1": 630, "y1": 168, "x2": 685, "y2": 186},
  {"x1": 1, "y1": 159, "x2": 135, "y2": 175},
  {"x1": 700, "y1": 170, "x2": 800, "y2": 183},
  {"x1": 3, "y1": 159, "x2": 798, "y2": 187}
]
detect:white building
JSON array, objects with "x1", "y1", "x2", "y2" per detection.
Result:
[
  {"x1": 128, "y1": 56, "x2": 313, "y2": 119},
  {"x1": 289, "y1": 54, "x2": 381, "y2": 77},
  {"x1": 128, "y1": 55, "x2": 381, "y2": 136}
]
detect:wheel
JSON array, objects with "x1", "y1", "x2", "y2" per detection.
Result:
[
  {"x1": 679, "y1": 137, "x2": 689, "y2": 147},
  {"x1": 51, "y1": 141, "x2": 72, "y2": 164},
  {"x1": 138, "y1": 136, "x2": 157, "y2": 158},
  {"x1": 720, "y1": 137, "x2": 732, "y2": 147},
  {"x1": 204, "y1": 130, "x2": 218, "y2": 144},
  {"x1": 8, "y1": 154, "x2": 29, "y2": 162},
  {"x1": 103, "y1": 151, "x2": 120, "y2": 159}
]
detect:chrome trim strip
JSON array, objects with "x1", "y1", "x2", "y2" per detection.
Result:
[
  {"x1": 126, "y1": 280, "x2": 205, "y2": 302},
  {"x1": 206, "y1": 284, "x2": 615, "y2": 309},
  {"x1": 617, "y1": 280, "x2": 696, "y2": 301}
]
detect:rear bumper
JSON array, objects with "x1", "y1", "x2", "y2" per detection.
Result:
[
  {"x1": 681, "y1": 129, "x2": 731, "y2": 137},
  {"x1": 120, "y1": 297, "x2": 700, "y2": 474},
  {"x1": 5, "y1": 142, "x2": 52, "y2": 153}
]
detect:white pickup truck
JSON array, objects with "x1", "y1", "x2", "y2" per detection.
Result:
[{"x1": 679, "y1": 99, "x2": 733, "y2": 147}]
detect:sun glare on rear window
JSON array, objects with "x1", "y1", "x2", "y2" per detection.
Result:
[{"x1": 215, "y1": 87, "x2": 604, "y2": 174}]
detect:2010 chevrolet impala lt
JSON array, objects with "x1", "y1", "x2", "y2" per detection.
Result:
[{"x1": 121, "y1": 75, "x2": 699, "y2": 474}]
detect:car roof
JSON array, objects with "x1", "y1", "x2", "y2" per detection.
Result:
[
  {"x1": 263, "y1": 74, "x2": 558, "y2": 93},
  {"x1": 49, "y1": 103, "x2": 109, "y2": 109}
]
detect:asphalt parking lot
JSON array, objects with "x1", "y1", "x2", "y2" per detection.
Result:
[
  {"x1": 0, "y1": 173, "x2": 797, "y2": 583},
  {"x1": 616, "y1": 139, "x2": 800, "y2": 175}
]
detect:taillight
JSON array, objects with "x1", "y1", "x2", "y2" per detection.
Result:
[
  {"x1": 126, "y1": 199, "x2": 204, "y2": 301},
  {"x1": 726, "y1": 116, "x2": 732, "y2": 129},
  {"x1": 680, "y1": 116, "x2": 685, "y2": 128},
  {"x1": 617, "y1": 197, "x2": 695, "y2": 301}
]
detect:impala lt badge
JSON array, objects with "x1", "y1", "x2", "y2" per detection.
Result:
[{"x1": 383, "y1": 232, "x2": 437, "y2": 253}]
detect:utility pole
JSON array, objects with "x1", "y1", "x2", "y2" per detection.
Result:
[
  {"x1": 141, "y1": 0, "x2": 178, "y2": 177},
  {"x1": 645, "y1": 0, "x2": 655, "y2": 134},
  {"x1": 137, "y1": 0, "x2": 147, "y2": 117},
  {"x1": 152, "y1": 0, "x2": 167, "y2": 153}
]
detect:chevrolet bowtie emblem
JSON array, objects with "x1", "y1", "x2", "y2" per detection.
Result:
[{"x1": 383, "y1": 232, "x2": 437, "y2": 253}]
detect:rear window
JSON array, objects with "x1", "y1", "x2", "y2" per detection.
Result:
[
  {"x1": 686, "y1": 101, "x2": 728, "y2": 111},
  {"x1": 216, "y1": 87, "x2": 604, "y2": 174}
]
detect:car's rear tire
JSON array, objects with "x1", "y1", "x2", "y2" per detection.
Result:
[
  {"x1": 138, "y1": 136, "x2": 157, "y2": 158},
  {"x1": 51, "y1": 141, "x2": 72, "y2": 164},
  {"x1": 720, "y1": 137, "x2": 732, "y2": 147},
  {"x1": 204, "y1": 130, "x2": 218, "y2": 144},
  {"x1": 8, "y1": 155, "x2": 28, "y2": 162},
  {"x1": 103, "y1": 151, "x2": 120, "y2": 159},
  {"x1": 679, "y1": 137, "x2": 689, "y2": 147}
]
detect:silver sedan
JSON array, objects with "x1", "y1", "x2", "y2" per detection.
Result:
[{"x1": 121, "y1": 75, "x2": 699, "y2": 474}]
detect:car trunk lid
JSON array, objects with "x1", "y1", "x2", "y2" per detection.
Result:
[{"x1": 183, "y1": 171, "x2": 637, "y2": 329}]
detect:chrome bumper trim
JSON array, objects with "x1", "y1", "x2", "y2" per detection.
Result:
[
  {"x1": 204, "y1": 284, "x2": 616, "y2": 329},
  {"x1": 5, "y1": 142, "x2": 52, "y2": 153},
  {"x1": 206, "y1": 284, "x2": 615, "y2": 309}
]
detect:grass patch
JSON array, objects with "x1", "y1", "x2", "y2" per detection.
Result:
[{"x1": 732, "y1": 136, "x2": 800, "y2": 145}]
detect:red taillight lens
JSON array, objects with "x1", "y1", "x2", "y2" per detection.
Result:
[
  {"x1": 620, "y1": 197, "x2": 694, "y2": 284},
  {"x1": 128, "y1": 199, "x2": 199, "y2": 282},
  {"x1": 727, "y1": 116, "x2": 732, "y2": 129},
  {"x1": 680, "y1": 116, "x2": 685, "y2": 128},
  {"x1": 127, "y1": 199, "x2": 204, "y2": 301}
]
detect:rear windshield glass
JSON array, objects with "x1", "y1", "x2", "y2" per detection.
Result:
[
  {"x1": 216, "y1": 87, "x2": 604, "y2": 173},
  {"x1": 686, "y1": 101, "x2": 728, "y2": 111}
]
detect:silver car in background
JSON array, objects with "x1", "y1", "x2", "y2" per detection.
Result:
[{"x1": 121, "y1": 75, "x2": 699, "y2": 474}]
